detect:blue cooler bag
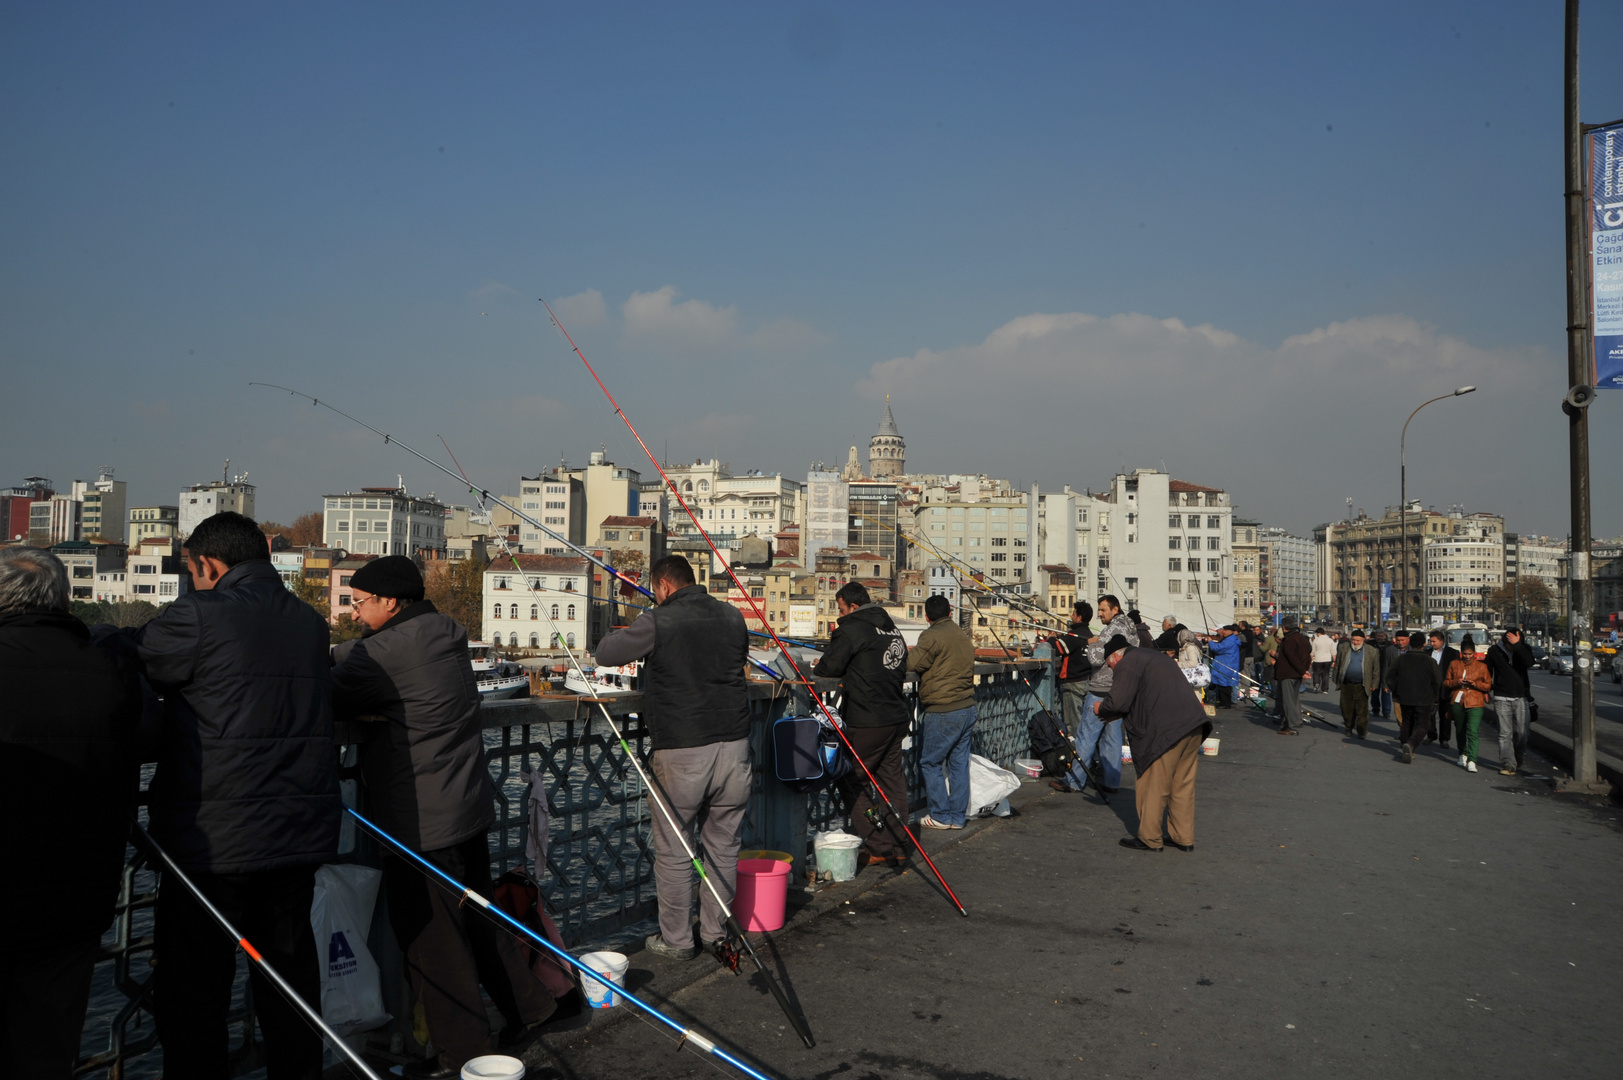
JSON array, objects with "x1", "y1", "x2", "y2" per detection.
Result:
[{"x1": 772, "y1": 714, "x2": 852, "y2": 792}]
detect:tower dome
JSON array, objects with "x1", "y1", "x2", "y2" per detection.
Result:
[{"x1": 868, "y1": 395, "x2": 905, "y2": 479}]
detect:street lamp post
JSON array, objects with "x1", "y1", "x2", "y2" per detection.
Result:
[{"x1": 1400, "y1": 386, "x2": 1476, "y2": 628}]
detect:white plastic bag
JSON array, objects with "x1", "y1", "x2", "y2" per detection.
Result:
[
  {"x1": 966, "y1": 754, "x2": 1020, "y2": 819},
  {"x1": 310, "y1": 864, "x2": 391, "y2": 1035},
  {"x1": 1183, "y1": 663, "x2": 1211, "y2": 688}
]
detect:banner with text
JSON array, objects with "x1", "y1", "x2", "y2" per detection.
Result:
[{"x1": 1592, "y1": 121, "x2": 1623, "y2": 389}]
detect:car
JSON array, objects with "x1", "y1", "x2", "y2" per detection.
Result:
[
  {"x1": 1548, "y1": 645, "x2": 1574, "y2": 676},
  {"x1": 1530, "y1": 645, "x2": 1549, "y2": 669}
]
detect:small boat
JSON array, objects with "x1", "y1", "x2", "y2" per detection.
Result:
[
  {"x1": 468, "y1": 641, "x2": 497, "y2": 673},
  {"x1": 563, "y1": 660, "x2": 641, "y2": 697},
  {"x1": 478, "y1": 659, "x2": 530, "y2": 700}
]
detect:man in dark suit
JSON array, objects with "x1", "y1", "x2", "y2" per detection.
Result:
[{"x1": 1425, "y1": 631, "x2": 1459, "y2": 746}]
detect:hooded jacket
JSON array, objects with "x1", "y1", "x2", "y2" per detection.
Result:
[
  {"x1": 1207, "y1": 632, "x2": 1240, "y2": 686},
  {"x1": 814, "y1": 603, "x2": 910, "y2": 728},
  {"x1": 906, "y1": 616, "x2": 976, "y2": 714},
  {"x1": 136, "y1": 559, "x2": 340, "y2": 874},
  {"x1": 1096, "y1": 647, "x2": 1212, "y2": 776},
  {"x1": 331, "y1": 599, "x2": 494, "y2": 852},
  {"x1": 1, "y1": 610, "x2": 143, "y2": 944}
]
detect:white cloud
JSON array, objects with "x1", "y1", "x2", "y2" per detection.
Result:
[
  {"x1": 748, "y1": 317, "x2": 828, "y2": 352},
  {"x1": 469, "y1": 279, "x2": 518, "y2": 304},
  {"x1": 550, "y1": 288, "x2": 607, "y2": 331},
  {"x1": 857, "y1": 309, "x2": 1558, "y2": 532},
  {"x1": 622, "y1": 286, "x2": 739, "y2": 353}
]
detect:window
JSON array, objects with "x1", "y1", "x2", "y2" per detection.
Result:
[
  {"x1": 355, "y1": 520, "x2": 368, "y2": 532},
  {"x1": 1169, "y1": 558, "x2": 1182, "y2": 572},
  {"x1": 1207, "y1": 580, "x2": 1222, "y2": 594},
  {"x1": 341, "y1": 574, "x2": 353, "y2": 587},
  {"x1": 602, "y1": 530, "x2": 619, "y2": 541},
  {"x1": 1169, "y1": 579, "x2": 1182, "y2": 593},
  {"x1": 551, "y1": 604, "x2": 559, "y2": 619},
  {"x1": 566, "y1": 632, "x2": 576, "y2": 647},
  {"x1": 530, "y1": 633, "x2": 539, "y2": 648},
  {"x1": 567, "y1": 604, "x2": 576, "y2": 619},
  {"x1": 751, "y1": 586, "x2": 764, "y2": 598},
  {"x1": 509, "y1": 604, "x2": 518, "y2": 620},
  {"x1": 1125, "y1": 577, "x2": 1138, "y2": 592},
  {"x1": 530, "y1": 604, "x2": 538, "y2": 620},
  {"x1": 1207, "y1": 516, "x2": 1221, "y2": 529},
  {"x1": 1207, "y1": 536, "x2": 1221, "y2": 550},
  {"x1": 1168, "y1": 536, "x2": 1181, "y2": 549},
  {"x1": 493, "y1": 602, "x2": 502, "y2": 619},
  {"x1": 337, "y1": 519, "x2": 349, "y2": 531},
  {"x1": 991, "y1": 537, "x2": 1007, "y2": 547},
  {"x1": 1169, "y1": 514, "x2": 1181, "y2": 528}
]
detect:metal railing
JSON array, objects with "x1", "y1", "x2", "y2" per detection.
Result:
[{"x1": 77, "y1": 656, "x2": 1057, "y2": 1077}]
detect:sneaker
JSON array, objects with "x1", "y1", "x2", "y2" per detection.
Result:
[
  {"x1": 1457, "y1": 755, "x2": 1468, "y2": 768},
  {"x1": 644, "y1": 933, "x2": 699, "y2": 961},
  {"x1": 1401, "y1": 744, "x2": 1414, "y2": 764},
  {"x1": 1467, "y1": 760, "x2": 1478, "y2": 773},
  {"x1": 919, "y1": 815, "x2": 963, "y2": 830}
]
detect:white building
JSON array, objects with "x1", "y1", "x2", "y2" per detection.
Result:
[
  {"x1": 1074, "y1": 470, "x2": 1234, "y2": 630},
  {"x1": 908, "y1": 497, "x2": 1030, "y2": 587},
  {"x1": 1424, "y1": 533, "x2": 1504, "y2": 625},
  {"x1": 179, "y1": 477, "x2": 255, "y2": 539},
  {"x1": 711, "y1": 473, "x2": 803, "y2": 540},
  {"x1": 271, "y1": 550, "x2": 305, "y2": 590},
  {"x1": 323, "y1": 487, "x2": 447, "y2": 557},
  {"x1": 1259, "y1": 526, "x2": 1316, "y2": 622},
  {"x1": 512, "y1": 470, "x2": 585, "y2": 554},
  {"x1": 802, "y1": 471, "x2": 848, "y2": 569},
  {"x1": 95, "y1": 567, "x2": 128, "y2": 602},
  {"x1": 1505, "y1": 533, "x2": 1567, "y2": 618},
  {"x1": 52, "y1": 540, "x2": 125, "y2": 603},
  {"x1": 127, "y1": 538, "x2": 188, "y2": 604},
  {"x1": 483, "y1": 554, "x2": 591, "y2": 651}
]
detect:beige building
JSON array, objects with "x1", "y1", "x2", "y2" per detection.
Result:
[
  {"x1": 129, "y1": 505, "x2": 180, "y2": 543},
  {"x1": 1231, "y1": 518, "x2": 1261, "y2": 625},
  {"x1": 1034, "y1": 564, "x2": 1077, "y2": 617},
  {"x1": 1323, "y1": 503, "x2": 1505, "y2": 626}
]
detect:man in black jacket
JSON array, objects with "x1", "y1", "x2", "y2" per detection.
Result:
[
  {"x1": 813, "y1": 582, "x2": 911, "y2": 867},
  {"x1": 1094, "y1": 636, "x2": 1211, "y2": 852},
  {"x1": 1045, "y1": 601, "x2": 1096, "y2": 794},
  {"x1": 1425, "y1": 631, "x2": 1461, "y2": 746},
  {"x1": 332, "y1": 556, "x2": 557, "y2": 1077},
  {"x1": 0, "y1": 548, "x2": 144, "y2": 1078},
  {"x1": 1387, "y1": 634, "x2": 1442, "y2": 764},
  {"x1": 595, "y1": 555, "x2": 751, "y2": 960},
  {"x1": 1486, "y1": 626, "x2": 1536, "y2": 775},
  {"x1": 133, "y1": 512, "x2": 340, "y2": 1080}
]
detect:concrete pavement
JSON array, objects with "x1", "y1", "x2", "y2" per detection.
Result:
[{"x1": 452, "y1": 691, "x2": 1623, "y2": 1080}]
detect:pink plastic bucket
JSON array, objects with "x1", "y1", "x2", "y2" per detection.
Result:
[{"x1": 734, "y1": 858, "x2": 791, "y2": 932}]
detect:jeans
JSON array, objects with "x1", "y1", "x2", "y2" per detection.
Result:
[
  {"x1": 1075, "y1": 691, "x2": 1123, "y2": 790},
  {"x1": 1059, "y1": 683, "x2": 1093, "y2": 792},
  {"x1": 1492, "y1": 696, "x2": 1529, "y2": 770},
  {"x1": 919, "y1": 706, "x2": 977, "y2": 826},
  {"x1": 1376, "y1": 687, "x2": 1393, "y2": 718}
]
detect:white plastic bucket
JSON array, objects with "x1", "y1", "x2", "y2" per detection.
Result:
[
  {"x1": 1201, "y1": 737, "x2": 1220, "y2": 757},
  {"x1": 813, "y1": 831, "x2": 863, "y2": 882},
  {"x1": 578, "y1": 950, "x2": 629, "y2": 1008},
  {"x1": 461, "y1": 1056, "x2": 525, "y2": 1080},
  {"x1": 1012, "y1": 758, "x2": 1043, "y2": 778}
]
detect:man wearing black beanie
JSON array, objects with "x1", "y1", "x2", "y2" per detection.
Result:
[{"x1": 332, "y1": 555, "x2": 558, "y2": 1076}]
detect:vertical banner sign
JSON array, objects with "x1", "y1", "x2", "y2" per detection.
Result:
[
  {"x1": 1380, "y1": 582, "x2": 1391, "y2": 618},
  {"x1": 1592, "y1": 121, "x2": 1623, "y2": 389}
]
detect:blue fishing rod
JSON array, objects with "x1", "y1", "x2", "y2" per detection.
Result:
[{"x1": 344, "y1": 808, "x2": 779, "y2": 1080}]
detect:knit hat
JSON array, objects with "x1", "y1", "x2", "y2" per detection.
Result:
[
  {"x1": 1102, "y1": 633, "x2": 1134, "y2": 655},
  {"x1": 1350, "y1": 628, "x2": 1366, "y2": 639},
  {"x1": 349, "y1": 555, "x2": 425, "y2": 600}
]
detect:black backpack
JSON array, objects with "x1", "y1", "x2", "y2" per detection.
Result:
[{"x1": 1027, "y1": 708, "x2": 1076, "y2": 778}]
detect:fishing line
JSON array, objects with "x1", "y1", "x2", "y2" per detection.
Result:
[
  {"x1": 134, "y1": 824, "x2": 387, "y2": 1080},
  {"x1": 444, "y1": 441, "x2": 817, "y2": 1048},
  {"x1": 541, "y1": 299, "x2": 968, "y2": 918},
  {"x1": 344, "y1": 809, "x2": 778, "y2": 1080}
]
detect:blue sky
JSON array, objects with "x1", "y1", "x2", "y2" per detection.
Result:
[{"x1": 3, "y1": 2, "x2": 1621, "y2": 538}]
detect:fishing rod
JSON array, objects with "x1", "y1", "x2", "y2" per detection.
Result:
[
  {"x1": 893, "y1": 528, "x2": 1069, "y2": 630},
  {"x1": 541, "y1": 299, "x2": 968, "y2": 917},
  {"x1": 248, "y1": 383, "x2": 823, "y2": 653},
  {"x1": 1205, "y1": 653, "x2": 1336, "y2": 727},
  {"x1": 343, "y1": 808, "x2": 777, "y2": 1080},
  {"x1": 134, "y1": 823, "x2": 386, "y2": 1080},
  {"x1": 441, "y1": 441, "x2": 817, "y2": 1048}
]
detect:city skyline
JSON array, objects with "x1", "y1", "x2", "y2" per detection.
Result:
[{"x1": 4, "y1": 4, "x2": 1622, "y2": 536}]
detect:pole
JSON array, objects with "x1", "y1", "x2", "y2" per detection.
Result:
[
  {"x1": 1562, "y1": 0, "x2": 1599, "y2": 787},
  {"x1": 1398, "y1": 386, "x2": 1477, "y2": 630}
]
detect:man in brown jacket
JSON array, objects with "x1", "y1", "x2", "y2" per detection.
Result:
[
  {"x1": 1094, "y1": 634, "x2": 1212, "y2": 852},
  {"x1": 1273, "y1": 619, "x2": 1313, "y2": 734},
  {"x1": 907, "y1": 594, "x2": 977, "y2": 829}
]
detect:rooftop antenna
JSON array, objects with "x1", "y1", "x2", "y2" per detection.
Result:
[
  {"x1": 1345, "y1": 496, "x2": 1353, "y2": 522},
  {"x1": 223, "y1": 459, "x2": 230, "y2": 484}
]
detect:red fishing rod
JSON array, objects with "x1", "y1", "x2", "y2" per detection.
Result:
[{"x1": 541, "y1": 298, "x2": 968, "y2": 917}]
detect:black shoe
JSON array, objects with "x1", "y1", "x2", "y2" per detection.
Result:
[
  {"x1": 1119, "y1": 836, "x2": 1162, "y2": 851},
  {"x1": 1168, "y1": 841, "x2": 1194, "y2": 852},
  {"x1": 1048, "y1": 779, "x2": 1079, "y2": 794},
  {"x1": 403, "y1": 1056, "x2": 458, "y2": 1080}
]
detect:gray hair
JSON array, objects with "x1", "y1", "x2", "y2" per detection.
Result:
[
  {"x1": 1162, "y1": 616, "x2": 1176, "y2": 630},
  {"x1": 0, "y1": 546, "x2": 70, "y2": 613}
]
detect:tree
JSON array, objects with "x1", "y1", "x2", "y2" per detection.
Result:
[
  {"x1": 425, "y1": 556, "x2": 484, "y2": 641},
  {"x1": 292, "y1": 573, "x2": 329, "y2": 619},
  {"x1": 288, "y1": 511, "x2": 325, "y2": 547},
  {"x1": 1487, "y1": 578, "x2": 1553, "y2": 623},
  {"x1": 69, "y1": 599, "x2": 161, "y2": 627},
  {"x1": 331, "y1": 613, "x2": 365, "y2": 644}
]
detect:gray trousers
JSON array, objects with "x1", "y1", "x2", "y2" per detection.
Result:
[
  {"x1": 1277, "y1": 678, "x2": 1303, "y2": 728},
  {"x1": 648, "y1": 738, "x2": 752, "y2": 946},
  {"x1": 1492, "y1": 697, "x2": 1528, "y2": 769}
]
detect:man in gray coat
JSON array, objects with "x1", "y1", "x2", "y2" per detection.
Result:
[
  {"x1": 1334, "y1": 628, "x2": 1382, "y2": 739},
  {"x1": 332, "y1": 556, "x2": 556, "y2": 1078}
]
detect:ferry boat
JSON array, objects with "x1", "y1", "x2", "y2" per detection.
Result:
[
  {"x1": 468, "y1": 640, "x2": 497, "y2": 673},
  {"x1": 563, "y1": 660, "x2": 641, "y2": 697},
  {"x1": 469, "y1": 641, "x2": 529, "y2": 699}
]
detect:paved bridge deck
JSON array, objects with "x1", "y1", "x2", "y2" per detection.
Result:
[{"x1": 472, "y1": 692, "x2": 1622, "y2": 1080}]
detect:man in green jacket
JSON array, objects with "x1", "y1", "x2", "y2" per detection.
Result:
[
  {"x1": 907, "y1": 594, "x2": 977, "y2": 829},
  {"x1": 1334, "y1": 627, "x2": 1382, "y2": 739}
]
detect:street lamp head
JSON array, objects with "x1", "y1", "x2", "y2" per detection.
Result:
[{"x1": 1454, "y1": 385, "x2": 1476, "y2": 396}]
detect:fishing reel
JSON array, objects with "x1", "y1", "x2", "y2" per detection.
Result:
[
  {"x1": 710, "y1": 936, "x2": 743, "y2": 973},
  {"x1": 864, "y1": 804, "x2": 887, "y2": 831}
]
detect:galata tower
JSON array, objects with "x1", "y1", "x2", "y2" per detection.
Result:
[{"x1": 867, "y1": 395, "x2": 905, "y2": 479}]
